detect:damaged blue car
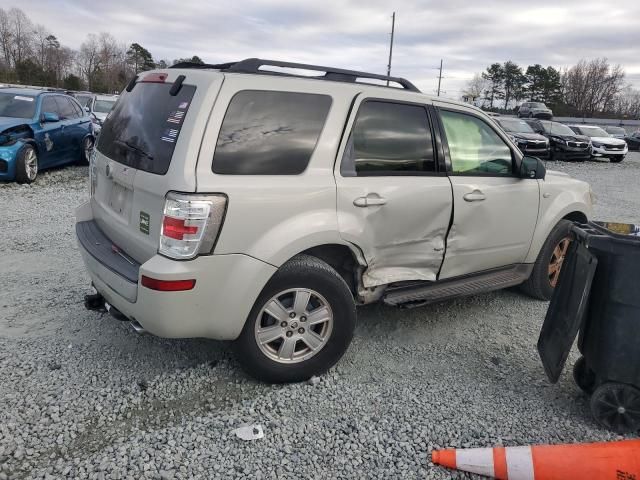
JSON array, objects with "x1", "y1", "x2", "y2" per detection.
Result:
[{"x1": 0, "y1": 88, "x2": 94, "y2": 183}]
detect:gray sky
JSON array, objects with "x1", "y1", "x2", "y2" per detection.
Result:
[{"x1": 22, "y1": 0, "x2": 640, "y2": 98}]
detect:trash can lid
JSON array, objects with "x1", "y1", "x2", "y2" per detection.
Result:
[{"x1": 593, "y1": 222, "x2": 640, "y2": 238}]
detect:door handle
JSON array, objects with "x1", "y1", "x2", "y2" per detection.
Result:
[
  {"x1": 353, "y1": 194, "x2": 387, "y2": 207},
  {"x1": 463, "y1": 190, "x2": 486, "y2": 202}
]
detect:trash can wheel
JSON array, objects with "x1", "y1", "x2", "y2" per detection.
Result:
[
  {"x1": 590, "y1": 382, "x2": 640, "y2": 434},
  {"x1": 573, "y1": 357, "x2": 596, "y2": 394}
]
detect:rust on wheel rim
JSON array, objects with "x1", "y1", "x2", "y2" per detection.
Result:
[{"x1": 548, "y1": 237, "x2": 571, "y2": 287}]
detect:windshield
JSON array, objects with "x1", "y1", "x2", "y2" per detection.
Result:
[
  {"x1": 530, "y1": 103, "x2": 546, "y2": 109},
  {"x1": 0, "y1": 92, "x2": 37, "y2": 119},
  {"x1": 94, "y1": 99, "x2": 116, "y2": 113},
  {"x1": 498, "y1": 119, "x2": 535, "y2": 134},
  {"x1": 97, "y1": 82, "x2": 196, "y2": 175},
  {"x1": 605, "y1": 127, "x2": 625, "y2": 135},
  {"x1": 540, "y1": 121, "x2": 575, "y2": 136},
  {"x1": 579, "y1": 126, "x2": 609, "y2": 138}
]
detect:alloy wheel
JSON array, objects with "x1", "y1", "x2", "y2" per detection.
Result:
[
  {"x1": 254, "y1": 288, "x2": 334, "y2": 364},
  {"x1": 548, "y1": 237, "x2": 570, "y2": 288},
  {"x1": 25, "y1": 148, "x2": 38, "y2": 181}
]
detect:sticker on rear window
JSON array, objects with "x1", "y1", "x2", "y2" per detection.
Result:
[
  {"x1": 139, "y1": 211, "x2": 150, "y2": 235},
  {"x1": 14, "y1": 95, "x2": 34, "y2": 102},
  {"x1": 161, "y1": 128, "x2": 178, "y2": 143},
  {"x1": 167, "y1": 110, "x2": 185, "y2": 124}
]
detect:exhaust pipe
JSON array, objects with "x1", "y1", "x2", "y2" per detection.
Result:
[{"x1": 130, "y1": 320, "x2": 147, "y2": 334}]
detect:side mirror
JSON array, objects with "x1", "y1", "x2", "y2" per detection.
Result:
[
  {"x1": 520, "y1": 155, "x2": 546, "y2": 180},
  {"x1": 41, "y1": 112, "x2": 60, "y2": 123}
]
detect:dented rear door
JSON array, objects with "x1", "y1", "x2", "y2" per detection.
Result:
[{"x1": 334, "y1": 94, "x2": 453, "y2": 288}]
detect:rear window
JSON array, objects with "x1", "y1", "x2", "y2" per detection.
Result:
[
  {"x1": 97, "y1": 83, "x2": 196, "y2": 175},
  {"x1": 212, "y1": 90, "x2": 332, "y2": 175}
]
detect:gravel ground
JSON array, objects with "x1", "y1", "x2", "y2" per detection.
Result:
[{"x1": 1, "y1": 154, "x2": 639, "y2": 480}]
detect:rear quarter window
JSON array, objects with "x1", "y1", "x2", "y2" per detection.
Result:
[{"x1": 212, "y1": 90, "x2": 332, "y2": 175}]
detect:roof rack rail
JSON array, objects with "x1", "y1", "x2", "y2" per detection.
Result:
[{"x1": 170, "y1": 57, "x2": 420, "y2": 93}]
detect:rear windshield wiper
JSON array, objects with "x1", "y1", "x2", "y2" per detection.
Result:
[{"x1": 114, "y1": 139, "x2": 154, "y2": 160}]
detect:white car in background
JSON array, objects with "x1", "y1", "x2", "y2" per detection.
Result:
[
  {"x1": 567, "y1": 124, "x2": 628, "y2": 163},
  {"x1": 92, "y1": 94, "x2": 119, "y2": 124}
]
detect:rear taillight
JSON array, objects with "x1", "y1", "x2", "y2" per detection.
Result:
[
  {"x1": 141, "y1": 276, "x2": 195, "y2": 291},
  {"x1": 159, "y1": 192, "x2": 227, "y2": 260}
]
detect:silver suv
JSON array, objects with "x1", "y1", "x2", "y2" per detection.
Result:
[
  {"x1": 76, "y1": 59, "x2": 593, "y2": 383},
  {"x1": 518, "y1": 102, "x2": 553, "y2": 119}
]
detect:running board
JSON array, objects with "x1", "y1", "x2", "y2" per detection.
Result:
[{"x1": 383, "y1": 264, "x2": 533, "y2": 307}]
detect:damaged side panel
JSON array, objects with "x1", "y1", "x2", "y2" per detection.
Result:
[
  {"x1": 0, "y1": 124, "x2": 33, "y2": 146},
  {"x1": 336, "y1": 176, "x2": 454, "y2": 288}
]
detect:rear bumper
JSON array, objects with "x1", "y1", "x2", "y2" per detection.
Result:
[{"x1": 75, "y1": 202, "x2": 277, "y2": 340}]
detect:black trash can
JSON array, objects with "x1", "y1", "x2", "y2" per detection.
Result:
[{"x1": 538, "y1": 221, "x2": 640, "y2": 434}]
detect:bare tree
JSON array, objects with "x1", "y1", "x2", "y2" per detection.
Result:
[
  {"x1": 0, "y1": 8, "x2": 12, "y2": 68},
  {"x1": 462, "y1": 73, "x2": 488, "y2": 105},
  {"x1": 563, "y1": 58, "x2": 625, "y2": 116},
  {"x1": 8, "y1": 7, "x2": 33, "y2": 66},
  {"x1": 78, "y1": 33, "x2": 102, "y2": 90}
]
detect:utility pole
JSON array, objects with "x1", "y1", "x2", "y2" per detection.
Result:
[
  {"x1": 437, "y1": 59, "x2": 443, "y2": 96},
  {"x1": 386, "y1": 12, "x2": 395, "y2": 86}
]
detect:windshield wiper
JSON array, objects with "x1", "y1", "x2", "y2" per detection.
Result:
[{"x1": 114, "y1": 139, "x2": 154, "y2": 160}]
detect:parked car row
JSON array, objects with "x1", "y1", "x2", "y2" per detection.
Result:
[{"x1": 495, "y1": 115, "x2": 634, "y2": 163}]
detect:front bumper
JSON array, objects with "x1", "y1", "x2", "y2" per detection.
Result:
[
  {"x1": 531, "y1": 112, "x2": 553, "y2": 119},
  {"x1": 75, "y1": 202, "x2": 277, "y2": 340},
  {"x1": 591, "y1": 144, "x2": 628, "y2": 159},
  {"x1": 0, "y1": 143, "x2": 21, "y2": 181},
  {"x1": 552, "y1": 144, "x2": 591, "y2": 161},
  {"x1": 521, "y1": 146, "x2": 550, "y2": 159}
]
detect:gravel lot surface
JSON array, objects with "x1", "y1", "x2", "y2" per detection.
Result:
[{"x1": 1, "y1": 153, "x2": 639, "y2": 479}]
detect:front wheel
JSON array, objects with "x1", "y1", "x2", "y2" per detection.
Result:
[
  {"x1": 234, "y1": 254, "x2": 356, "y2": 383},
  {"x1": 78, "y1": 136, "x2": 94, "y2": 165},
  {"x1": 15, "y1": 144, "x2": 38, "y2": 184},
  {"x1": 520, "y1": 219, "x2": 572, "y2": 300}
]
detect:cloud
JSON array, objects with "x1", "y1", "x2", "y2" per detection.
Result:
[{"x1": 20, "y1": 0, "x2": 640, "y2": 98}]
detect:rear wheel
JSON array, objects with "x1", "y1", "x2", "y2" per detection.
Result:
[
  {"x1": 520, "y1": 220, "x2": 572, "y2": 300},
  {"x1": 234, "y1": 254, "x2": 356, "y2": 383},
  {"x1": 15, "y1": 144, "x2": 38, "y2": 184},
  {"x1": 590, "y1": 383, "x2": 640, "y2": 434}
]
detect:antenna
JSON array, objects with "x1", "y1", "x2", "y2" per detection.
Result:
[
  {"x1": 437, "y1": 59, "x2": 443, "y2": 96},
  {"x1": 386, "y1": 12, "x2": 395, "y2": 86}
]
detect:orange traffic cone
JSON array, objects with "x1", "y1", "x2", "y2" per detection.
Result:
[{"x1": 432, "y1": 439, "x2": 640, "y2": 479}]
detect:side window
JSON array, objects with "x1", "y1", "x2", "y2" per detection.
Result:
[
  {"x1": 41, "y1": 97, "x2": 60, "y2": 117},
  {"x1": 70, "y1": 98, "x2": 84, "y2": 117},
  {"x1": 440, "y1": 109, "x2": 513, "y2": 176},
  {"x1": 54, "y1": 96, "x2": 77, "y2": 119},
  {"x1": 341, "y1": 100, "x2": 435, "y2": 176},
  {"x1": 213, "y1": 90, "x2": 332, "y2": 175}
]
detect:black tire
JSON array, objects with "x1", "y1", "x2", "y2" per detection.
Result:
[
  {"x1": 234, "y1": 254, "x2": 356, "y2": 383},
  {"x1": 528, "y1": 112, "x2": 533, "y2": 118},
  {"x1": 78, "y1": 135, "x2": 94, "y2": 165},
  {"x1": 610, "y1": 156, "x2": 624, "y2": 163},
  {"x1": 590, "y1": 382, "x2": 640, "y2": 434},
  {"x1": 520, "y1": 219, "x2": 572, "y2": 300},
  {"x1": 14, "y1": 144, "x2": 38, "y2": 184},
  {"x1": 573, "y1": 356, "x2": 596, "y2": 394}
]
